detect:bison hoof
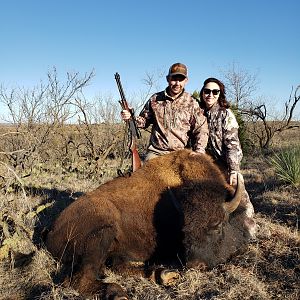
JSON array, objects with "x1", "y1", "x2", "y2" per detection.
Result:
[
  {"x1": 160, "y1": 269, "x2": 180, "y2": 286},
  {"x1": 150, "y1": 268, "x2": 180, "y2": 286}
]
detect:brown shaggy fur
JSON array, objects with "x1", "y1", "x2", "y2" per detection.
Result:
[{"x1": 46, "y1": 149, "x2": 249, "y2": 298}]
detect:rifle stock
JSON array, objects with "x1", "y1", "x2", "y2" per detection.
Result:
[
  {"x1": 114, "y1": 72, "x2": 142, "y2": 172},
  {"x1": 131, "y1": 145, "x2": 141, "y2": 172}
]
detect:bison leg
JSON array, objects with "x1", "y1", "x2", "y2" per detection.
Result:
[
  {"x1": 111, "y1": 261, "x2": 180, "y2": 287},
  {"x1": 71, "y1": 226, "x2": 128, "y2": 299}
]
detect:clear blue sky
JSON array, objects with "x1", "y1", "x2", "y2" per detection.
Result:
[{"x1": 1, "y1": 0, "x2": 300, "y2": 118}]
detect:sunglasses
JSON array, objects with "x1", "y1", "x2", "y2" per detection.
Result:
[{"x1": 203, "y1": 88, "x2": 220, "y2": 96}]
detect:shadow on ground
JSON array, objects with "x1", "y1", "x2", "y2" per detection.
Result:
[
  {"x1": 23, "y1": 185, "x2": 84, "y2": 247},
  {"x1": 245, "y1": 177, "x2": 299, "y2": 228}
]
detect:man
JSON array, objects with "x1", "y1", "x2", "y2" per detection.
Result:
[{"x1": 121, "y1": 63, "x2": 208, "y2": 160}]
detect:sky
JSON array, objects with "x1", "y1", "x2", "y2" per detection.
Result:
[{"x1": 0, "y1": 0, "x2": 300, "y2": 119}]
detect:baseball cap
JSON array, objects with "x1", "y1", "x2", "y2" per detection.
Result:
[{"x1": 168, "y1": 63, "x2": 188, "y2": 78}]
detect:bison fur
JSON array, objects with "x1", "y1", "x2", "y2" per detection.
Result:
[{"x1": 45, "y1": 149, "x2": 251, "y2": 298}]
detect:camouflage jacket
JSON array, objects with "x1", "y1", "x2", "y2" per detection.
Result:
[
  {"x1": 205, "y1": 103, "x2": 243, "y2": 172},
  {"x1": 136, "y1": 88, "x2": 208, "y2": 154}
]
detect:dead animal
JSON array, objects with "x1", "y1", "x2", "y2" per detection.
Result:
[{"x1": 46, "y1": 149, "x2": 251, "y2": 299}]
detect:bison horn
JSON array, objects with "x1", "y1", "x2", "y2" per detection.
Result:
[{"x1": 223, "y1": 173, "x2": 243, "y2": 214}]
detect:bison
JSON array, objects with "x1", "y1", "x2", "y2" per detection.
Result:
[{"x1": 45, "y1": 149, "x2": 252, "y2": 299}]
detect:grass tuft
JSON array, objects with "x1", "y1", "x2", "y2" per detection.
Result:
[{"x1": 269, "y1": 146, "x2": 300, "y2": 187}]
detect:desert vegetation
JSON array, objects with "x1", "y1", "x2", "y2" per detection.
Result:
[{"x1": 0, "y1": 69, "x2": 299, "y2": 299}]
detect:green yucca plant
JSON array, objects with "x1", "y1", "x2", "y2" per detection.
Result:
[{"x1": 269, "y1": 146, "x2": 300, "y2": 187}]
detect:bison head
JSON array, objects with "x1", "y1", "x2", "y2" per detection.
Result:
[{"x1": 179, "y1": 173, "x2": 249, "y2": 269}]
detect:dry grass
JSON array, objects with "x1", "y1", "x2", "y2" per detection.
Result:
[{"x1": 0, "y1": 128, "x2": 299, "y2": 300}]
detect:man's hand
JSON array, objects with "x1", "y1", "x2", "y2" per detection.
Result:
[{"x1": 121, "y1": 109, "x2": 131, "y2": 121}]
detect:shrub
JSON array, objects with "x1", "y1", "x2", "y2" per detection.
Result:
[
  {"x1": 269, "y1": 146, "x2": 300, "y2": 187},
  {"x1": 231, "y1": 104, "x2": 254, "y2": 155}
]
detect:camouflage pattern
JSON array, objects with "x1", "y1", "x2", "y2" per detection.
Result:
[
  {"x1": 205, "y1": 103, "x2": 243, "y2": 172},
  {"x1": 136, "y1": 88, "x2": 208, "y2": 155}
]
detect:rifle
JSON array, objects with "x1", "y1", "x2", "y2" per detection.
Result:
[{"x1": 114, "y1": 72, "x2": 142, "y2": 172}]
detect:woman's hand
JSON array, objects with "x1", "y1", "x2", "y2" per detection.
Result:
[{"x1": 229, "y1": 171, "x2": 238, "y2": 187}]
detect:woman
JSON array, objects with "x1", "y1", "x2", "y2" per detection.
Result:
[{"x1": 199, "y1": 77, "x2": 256, "y2": 239}]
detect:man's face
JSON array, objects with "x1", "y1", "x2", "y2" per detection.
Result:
[{"x1": 167, "y1": 75, "x2": 188, "y2": 96}]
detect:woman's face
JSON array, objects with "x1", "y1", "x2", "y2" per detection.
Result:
[{"x1": 202, "y1": 82, "x2": 220, "y2": 109}]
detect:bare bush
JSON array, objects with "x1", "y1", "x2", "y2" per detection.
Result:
[
  {"x1": 0, "y1": 68, "x2": 95, "y2": 174},
  {"x1": 241, "y1": 85, "x2": 300, "y2": 150},
  {"x1": 219, "y1": 63, "x2": 299, "y2": 151},
  {"x1": 220, "y1": 61, "x2": 259, "y2": 109}
]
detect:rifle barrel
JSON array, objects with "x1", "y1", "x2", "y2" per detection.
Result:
[
  {"x1": 114, "y1": 72, "x2": 142, "y2": 171},
  {"x1": 115, "y1": 73, "x2": 127, "y2": 109},
  {"x1": 114, "y1": 72, "x2": 141, "y2": 139}
]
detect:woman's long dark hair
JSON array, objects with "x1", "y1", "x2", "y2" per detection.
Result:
[{"x1": 199, "y1": 77, "x2": 230, "y2": 109}]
